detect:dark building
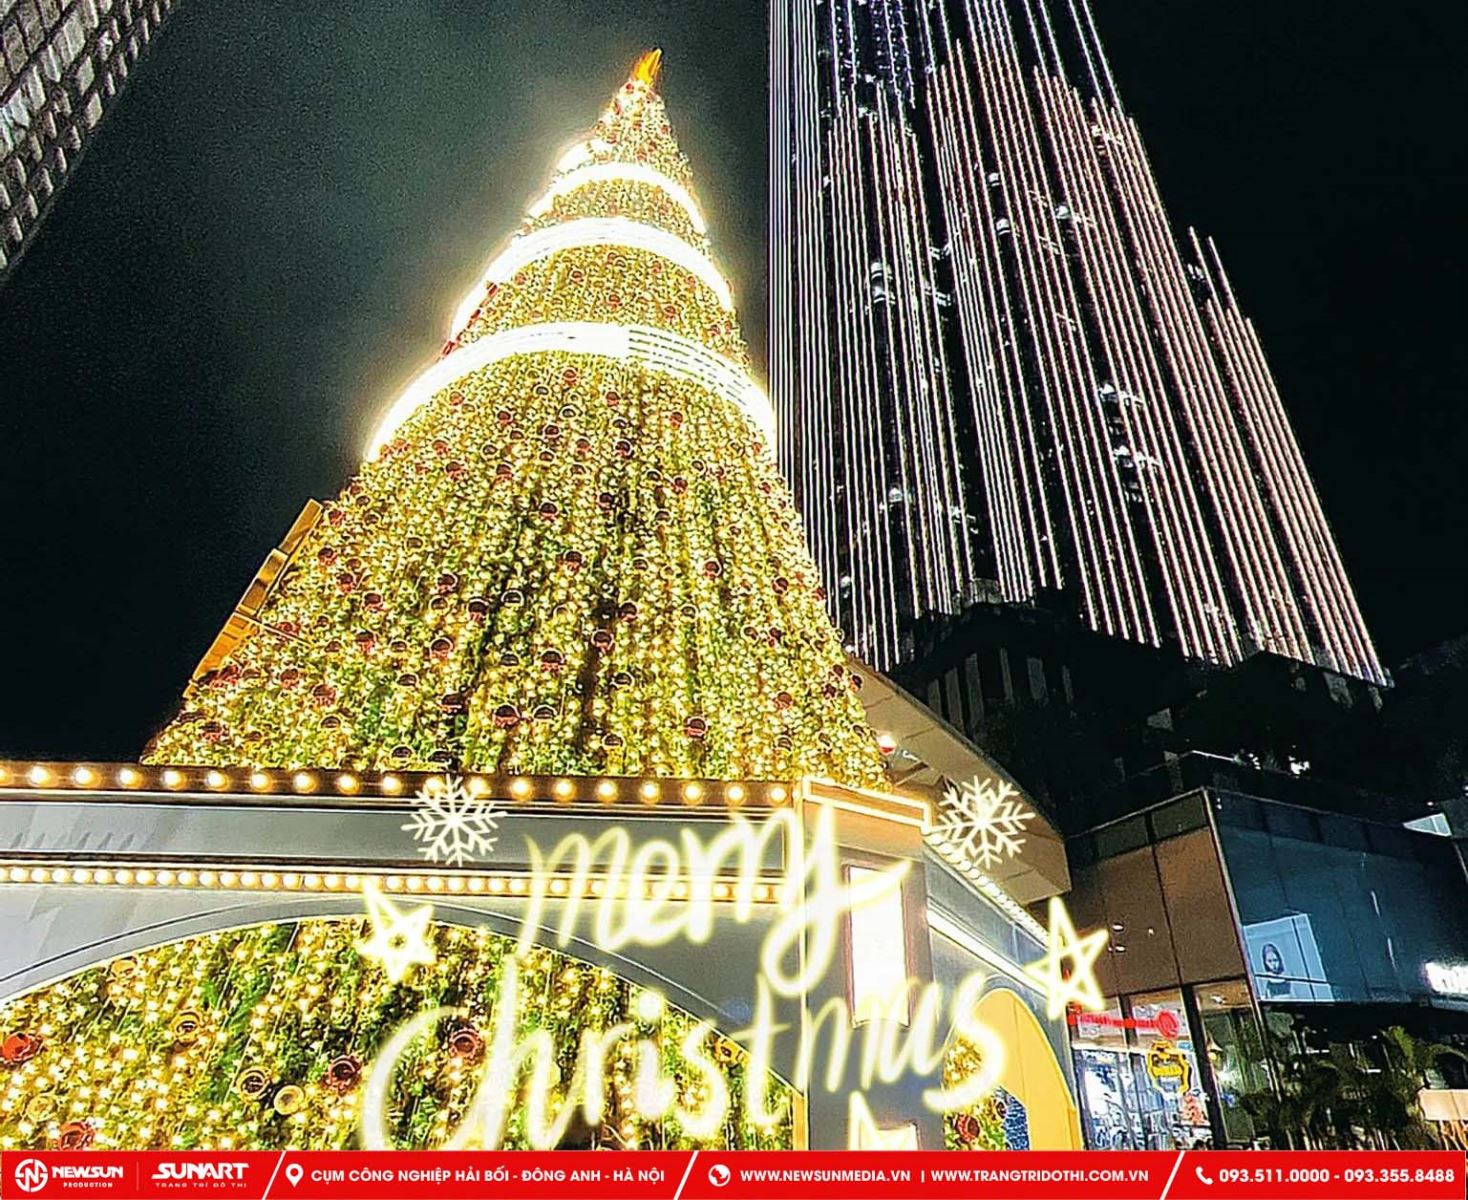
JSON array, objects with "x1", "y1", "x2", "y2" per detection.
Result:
[
  {"x1": 892, "y1": 595, "x2": 1397, "y2": 831},
  {"x1": 1, "y1": 0, "x2": 178, "y2": 282},
  {"x1": 769, "y1": 0, "x2": 1386, "y2": 684}
]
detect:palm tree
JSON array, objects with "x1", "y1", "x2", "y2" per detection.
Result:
[{"x1": 1238, "y1": 1018, "x2": 1467, "y2": 1149}]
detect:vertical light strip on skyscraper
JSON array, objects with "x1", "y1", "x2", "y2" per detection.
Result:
[
  {"x1": 1189, "y1": 231, "x2": 1385, "y2": 680},
  {"x1": 769, "y1": 0, "x2": 1388, "y2": 683}
]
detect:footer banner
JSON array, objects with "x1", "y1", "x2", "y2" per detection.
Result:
[{"x1": 2, "y1": 1150, "x2": 1462, "y2": 1200}]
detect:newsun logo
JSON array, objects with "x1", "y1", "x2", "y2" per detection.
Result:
[
  {"x1": 14, "y1": 1159, "x2": 48, "y2": 1193},
  {"x1": 151, "y1": 1162, "x2": 249, "y2": 1184},
  {"x1": 15, "y1": 1161, "x2": 126, "y2": 1189}
]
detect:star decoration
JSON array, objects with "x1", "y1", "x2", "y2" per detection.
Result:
[
  {"x1": 402, "y1": 773, "x2": 500, "y2": 866},
  {"x1": 847, "y1": 1091, "x2": 919, "y2": 1149},
  {"x1": 1024, "y1": 897, "x2": 1108, "y2": 1020},
  {"x1": 935, "y1": 773, "x2": 1036, "y2": 869},
  {"x1": 358, "y1": 882, "x2": 436, "y2": 983}
]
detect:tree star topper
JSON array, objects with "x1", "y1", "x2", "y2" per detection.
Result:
[
  {"x1": 936, "y1": 773, "x2": 1036, "y2": 869},
  {"x1": 1024, "y1": 897, "x2": 1107, "y2": 1020},
  {"x1": 403, "y1": 773, "x2": 500, "y2": 866},
  {"x1": 358, "y1": 882, "x2": 436, "y2": 983}
]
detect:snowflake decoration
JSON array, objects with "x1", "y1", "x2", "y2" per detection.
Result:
[
  {"x1": 402, "y1": 774, "x2": 500, "y2": 866},
  {"x1": 936, "y1": 774, "x2": 1035, "y2": 870}
]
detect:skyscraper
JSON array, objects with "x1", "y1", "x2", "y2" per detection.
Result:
[
  {"x1": 770, "y1": 0, "x2": 1387, "y2": 685},
  {"x1": 1, "y1": 0, "x2": 177, "y2": 282}
]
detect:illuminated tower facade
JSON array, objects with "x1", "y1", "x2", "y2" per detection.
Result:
[
  {"x1": 1, "y1": 0, "x2": 178, "y2": 282},
  {"x1": 770, "y1": 0, "x2": 1387, "y2": 685}
]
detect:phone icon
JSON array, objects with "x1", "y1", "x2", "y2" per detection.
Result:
[{"x1": 1195, "y1": 1165, "x2": 1214, "y2": 1186}]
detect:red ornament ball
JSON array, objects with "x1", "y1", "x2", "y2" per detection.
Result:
[
  {"x1": 1, "y1": 1032, "x2": 44, "y2": 1067},
  {"x1": 56, "y1": 1121, "x2": 95, "y2": 1150},
  {"x1": 449, "y1": 1025, "x2": 484, "y2": 1062}
]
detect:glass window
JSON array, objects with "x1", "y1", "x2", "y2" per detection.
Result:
[
  {"x1": 1094, "y1": 815, "x2": 1149, "y2": 860},
  {"x1": 1150, "y1": 795, "x2": 1207, "y2": 840},
  {"x1": 1027, "y1": 655, "x2": 1047, "y2": 702},
  {"x1": 1193, "y1": 981, "x2": 1267, "y2": 1147},
  {"x1": 1126, "y1": 990, "x2": 1212, "y2": 1150},
  {"x1": 1072, "y1": 999, "x2": 1144, "y2": 1149},
  {"x1": 1365, "y1": 823, "x2": 1413, "y2": 860},
  {"x1": 1219, "y1": 809, "x2": 1468, "y2": 1007},
  {"x1": 1318, "y1": 814, "x2": 1369, "y2": 851},
  {"x1": 1262, "y1": 802, "x2": 1316, "y2": 843},
  {"x1": 1214, "y1": 792, "x2": 1264, "y2": 830}
]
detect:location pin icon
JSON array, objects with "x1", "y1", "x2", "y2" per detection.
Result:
[{"x1": 285, "y1": 1163, "x2": 304, "y2": 1188}]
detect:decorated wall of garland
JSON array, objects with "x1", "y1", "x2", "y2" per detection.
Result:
[{"x1": 0, "y1": 919, "x2": 796, "y2": 1152}]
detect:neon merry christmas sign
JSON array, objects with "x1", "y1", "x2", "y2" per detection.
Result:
[{"x1": 357, "y1": 802, "x2": 1051, "y2": 1149}]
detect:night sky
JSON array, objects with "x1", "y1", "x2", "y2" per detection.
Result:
[{"x1": 1, "y1": 1, "x2": 1463, "y2": 760}]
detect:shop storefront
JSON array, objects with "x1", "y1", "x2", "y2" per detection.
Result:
[{"x1": 1066, "y1": 775, "x2": 1468, "y2": 1149}]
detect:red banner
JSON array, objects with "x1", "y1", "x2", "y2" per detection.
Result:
[{"x1": 2, "y1": 1150, "x2": 1462, "y2": 1200}]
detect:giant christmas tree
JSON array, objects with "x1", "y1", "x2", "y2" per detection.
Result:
[
  {"x1": 0, "y1": 54, "x2": 908, "y2": 1154},
  {"x1": 145, "y1": 50, "x2": 884, "y2": 791}
]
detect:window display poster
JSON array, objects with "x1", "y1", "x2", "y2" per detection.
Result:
[
  {"x1": 1242, "y1": 913, "x2": 1333, "y2": 1002},
  {"x1": 1128, "y1": 993, "x2": 1213, "y2": 1150}
]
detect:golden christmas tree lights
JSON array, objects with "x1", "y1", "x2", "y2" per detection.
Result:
[{"x1": 143, "y1": 55, "x2": 885, "y2": 790}]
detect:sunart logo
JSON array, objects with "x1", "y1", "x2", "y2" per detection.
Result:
[{"x1": 151, "y1": 1162, "x2": 249, "y2": 1184}]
